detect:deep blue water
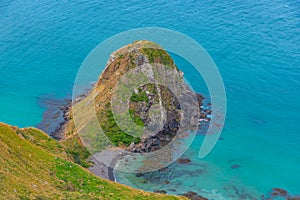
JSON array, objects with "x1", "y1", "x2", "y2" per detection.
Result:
[{"x1": 1, "y1": 0, "x2": 299, "y2": 199}]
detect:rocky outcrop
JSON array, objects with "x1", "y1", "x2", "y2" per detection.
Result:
[
  {"x1": 61, "y1": 40, "x2": 213, "y2": 174},
  {"x1": 64, "y1": 40, "x2": 208, "y2": 153}
]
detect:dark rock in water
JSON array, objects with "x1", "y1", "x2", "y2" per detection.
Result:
[
  {"x1": 176, "y1": 169, "x2": 207, "y2": 178},
  {"x1": 163, "y1": 180, "x2": 170, "y2": 184},
  {"x1": 261, "y1": 188, "x2": 300, "y2": 200},
  {"x1": 249, "y1": 114, "x2": 266, "y2": 126},
  {"x1": 191, "y1": 169, "x2": 207, "y2": 175},
  {"x1": 204, "y1": 109, "x2": 212, "y2": 114},
  {"x1": 181, "y1": 191, "x2": 208, "y2": 200},
  {"x1": 287, "y1": 197, "x2": 300, "y2": 200},
  {"x1": 271, "y1": 188, "x2": 288, "y2": 197},
  {"x1": 178, "y1": 158, "x2": 191, "y2": 164},
  {"x1": 199, "y1": 112, "x2": 207, "y2": 119},
  {"x1": 231, "y1": 164, "x2": 241, "y2": 169},
  {"x1": 158, "y1": 167, "x2": 169, "y2": 172},
  {"x1": 196, "y1": 94, "x2": 205, "y2": 104},
  {"x1": 183, "y1": 191, "x2": 197, "y2": 196},
  {"x1": 154, "y1": 190, "x2": 167, "y2": 194},
  {"x1": 140, "y1": 179, "x2": 148, "y2": 184}
]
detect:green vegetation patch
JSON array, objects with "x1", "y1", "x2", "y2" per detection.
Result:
[
  {"x1": 99, "y1": 103, "x2": 140, "y2": 146},
  {"x1": 130, "y1": 89, "x2": 149, "y2": 102},
  {"x1": 54, "y1": 158, "x2": 107, "y2": 194},
  {"x1": 141, "y1": 48, "x2": 175, "y2": 67},
  {"x1": 129, "y1": 109, "x2": 145, "y2": 127},
  {"x1": 61, "y1": 134, "x2": 91, "y2": 168}
]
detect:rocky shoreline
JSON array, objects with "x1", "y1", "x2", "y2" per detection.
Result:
[
  {"x1": 36, "y1": 96, "x2": 71, "y2": 140},
  {"x1": 37, "y1": 94, "x2": 119, "y2": 181},
  {"x1": 37, "y1": 86, "x2": 94, "y2": 140}
]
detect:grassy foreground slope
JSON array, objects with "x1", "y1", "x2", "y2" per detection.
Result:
[{"x1": 0, "y1": 122, "x2": 185, "y2": 200}]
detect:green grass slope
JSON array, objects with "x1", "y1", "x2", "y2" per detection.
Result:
[{"x1": 0, "y1": 122, "x2": 185, "y2": 200}]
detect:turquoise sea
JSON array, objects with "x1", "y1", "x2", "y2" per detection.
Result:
[{"x1": 1, "y1": 0, "x2": 299, "y2": 199}]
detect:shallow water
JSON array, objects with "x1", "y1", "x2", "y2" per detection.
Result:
[{"x1": 1, "y1": 0, "x2": 299, "y2": 199}]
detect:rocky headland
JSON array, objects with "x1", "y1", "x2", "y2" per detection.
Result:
[{"x1": 60, "y1": 40, "x2": 211, "y2": 170}]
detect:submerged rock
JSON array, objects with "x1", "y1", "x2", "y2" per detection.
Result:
[
  {"x1": 181, "y1": 191, "x2": 208, "y2": 200},
  {"x1": 231, "y1": 164, "x2": 241, "y2": 169},
  {"x1": 177, "y1": 158, "x2": 191, "y2": 164},
  {"x1": 261, "y1": 188, "x2": 300, "y2": 200},
  {"x1": 287, "y1": 197, "x2": 300, "y2": 200},
  {"x1": 271, "y1": 188, "x2": 288, "y2": 197},
  {"x1": 154, "y1": 190, "x2": 167, "y2": 194}
]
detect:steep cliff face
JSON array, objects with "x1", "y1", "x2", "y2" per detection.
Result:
[
  {"x1": 126, "y1": 82, "x2": 182, "y2": 153},
  {"x1": 63, "y1": 40, "x2": 201, "y2": 157}
]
